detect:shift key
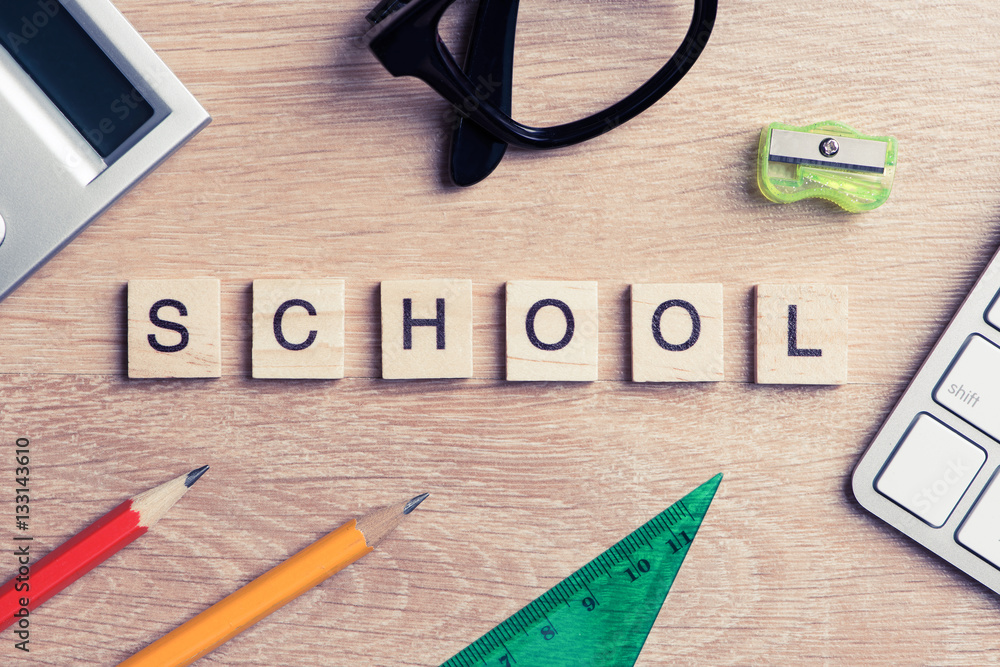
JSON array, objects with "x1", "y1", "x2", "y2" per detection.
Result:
[{"x1": 935, "y1": 335, "x2": 1000, "y2": 440}]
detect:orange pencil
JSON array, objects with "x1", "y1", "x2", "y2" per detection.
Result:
[
  {"x1": 119, "y1": 492, "x2": 428, "y2": 667},
  {"x1": 0, "y1": 466, "x2": 209, "y2": 632}
]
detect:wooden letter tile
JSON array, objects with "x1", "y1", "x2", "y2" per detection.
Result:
[
  {"x1": 381, "y1": 279, "x2": 473, "y2": 379},
  {"x1": 755, "y1": 284, "x2": 848, "y2": 385},
  {"x1": 128, "y1": 279, "x2": 221, "y2": 378},
  {"x1": 252, "y1": 279, "x2": 345, "y2": 379},
  {"x1": 632, "y1": 284, "x2": 724, "y2": 382},
  {"x1": 506, "y1": 281, "x2": 598, "y2": 382}
]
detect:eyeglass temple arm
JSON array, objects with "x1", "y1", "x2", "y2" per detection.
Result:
[
  {"x1": 369, "y1": 0, "x2": 717, "y2": 150},
  {"x1": 449, "y1": 0, "x2": 519, "y2": 186}
]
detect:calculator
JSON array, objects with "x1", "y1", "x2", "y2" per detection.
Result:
[
  {"x1": 853, "y1": 243, "x2": 1000, "y2": 593},
  {"x1": 0, "y1": 0, "x2": 209, "y2": 302}
]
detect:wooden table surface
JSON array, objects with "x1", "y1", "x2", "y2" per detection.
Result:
[{"x1": 4, "y1": 0, "x2": 1000, "y2": 664}]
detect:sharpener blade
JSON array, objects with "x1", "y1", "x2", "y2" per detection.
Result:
[{"x1": 769, "y1": 129, "x2": 887, "y2": 174}]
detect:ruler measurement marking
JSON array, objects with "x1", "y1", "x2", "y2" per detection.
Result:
[
  {"x1": 541, "y1": 610, "x2": 556, "y2": 634},
  {"x1": 583, "y1": 580, "x2": 600, "y2": 607},
  {"x1": 499, "y1": 640, "x2": 516, "y2": 664},
  {"x1": 679, "y1": 499, "x2": 692, "y2": 518},
  {"x1": 468, "y1": 643, "x2": 486, "y2": 665},
  {"x1": 625, "y1": 558, "x2": 642, "y2": 581},
  {"x1": 663, "y1": 519, "x2": 680, "y2": 542},
  {"x1": 511, "y1": 613, "x2": 528, "y2": 635},
  {"x1": 475, "y1": 641, "x2": 491, "y2": 662}
]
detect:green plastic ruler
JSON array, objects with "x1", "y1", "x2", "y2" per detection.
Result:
[{"x1": 441, "y1": 474, "x2": 722, "y2": 667}]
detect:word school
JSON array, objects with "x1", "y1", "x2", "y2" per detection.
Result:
[{"x1": 127, "y1": 279, "x2": 849, "y2": 385}]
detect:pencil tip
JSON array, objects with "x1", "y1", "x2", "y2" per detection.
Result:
[
  {"x1": 403, "y1": 493, "x2": 429, "y2": 515},
  {"x1": 185, "y1": 465, "x2": 210, "y2": 488}
]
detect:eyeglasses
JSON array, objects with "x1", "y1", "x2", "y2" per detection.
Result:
[{"x1": 364, "y1": 0, "x2": 718, "y2": 184}]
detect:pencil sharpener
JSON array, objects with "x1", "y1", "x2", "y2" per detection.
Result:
[
  {"x1": 0, "y1": 0, "x2": 210, "y2": 302},
  {"x1": 757, "y1": 121, "x2": 897, "y2": 212}
]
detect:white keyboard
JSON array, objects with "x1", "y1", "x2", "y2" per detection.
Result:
[{"x1": 853, "y1": 244, "x2": 1000, "y2": 593}]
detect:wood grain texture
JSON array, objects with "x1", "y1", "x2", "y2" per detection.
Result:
[{"x1": 2, "y1": 0, "x2": 1000, "y2": 664}]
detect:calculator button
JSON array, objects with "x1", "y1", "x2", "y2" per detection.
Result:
[
  {"x1": 989, "y1": 291, "x2": 1000, "y2": 330},
  {"x1": 875, "y1": 414, "x2": 986, "y2": 527},
  {"x1": 934, "y1": 335, "x2": 1000, "y2": 440},
  {"x1": 958, "y1": 470, "x2": 1000, "y2": 568}
]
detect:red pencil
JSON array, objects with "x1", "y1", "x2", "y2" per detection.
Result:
[{"x1": 0, "y1": 466, "x2": 209, "y2": 631}]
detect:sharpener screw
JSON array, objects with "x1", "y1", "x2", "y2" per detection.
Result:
[{"x1": 819, "y1": 137, "x2": 840, "y2": 157}]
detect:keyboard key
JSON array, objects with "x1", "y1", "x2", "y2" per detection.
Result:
[
  {"x1": 989, "y1": 291, "x2": 1000, "y2": 330},
  {"x1": 875, "y1": 414, "x2": 986, "y2": 527},
  {"x1": 958, "y1": 470, "x2": 1000, "y2": 568},
  {"x1": 934, "y1": 335, "x2": 1000, "y2": 440}
]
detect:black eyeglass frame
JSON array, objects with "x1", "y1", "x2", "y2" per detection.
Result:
[{"x1": 365, "y1": 0, "x2": 718, "y2": 150}]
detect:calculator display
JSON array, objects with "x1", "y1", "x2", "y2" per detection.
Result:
[{"x1": 0, "y1": 0, "x2": 154, "y2": 158}]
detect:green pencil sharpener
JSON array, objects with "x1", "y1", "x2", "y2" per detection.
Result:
[{"x1": 757, "y1": 121, "x2": 897, "y2": 212}]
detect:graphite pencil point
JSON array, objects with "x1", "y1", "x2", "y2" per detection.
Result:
[
  {"x1": 185, "y1": 465, "x2": 210, "y2": 488},
  {"x1": 403, "y1": 493, "x2": 429, "y2": 514}
]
